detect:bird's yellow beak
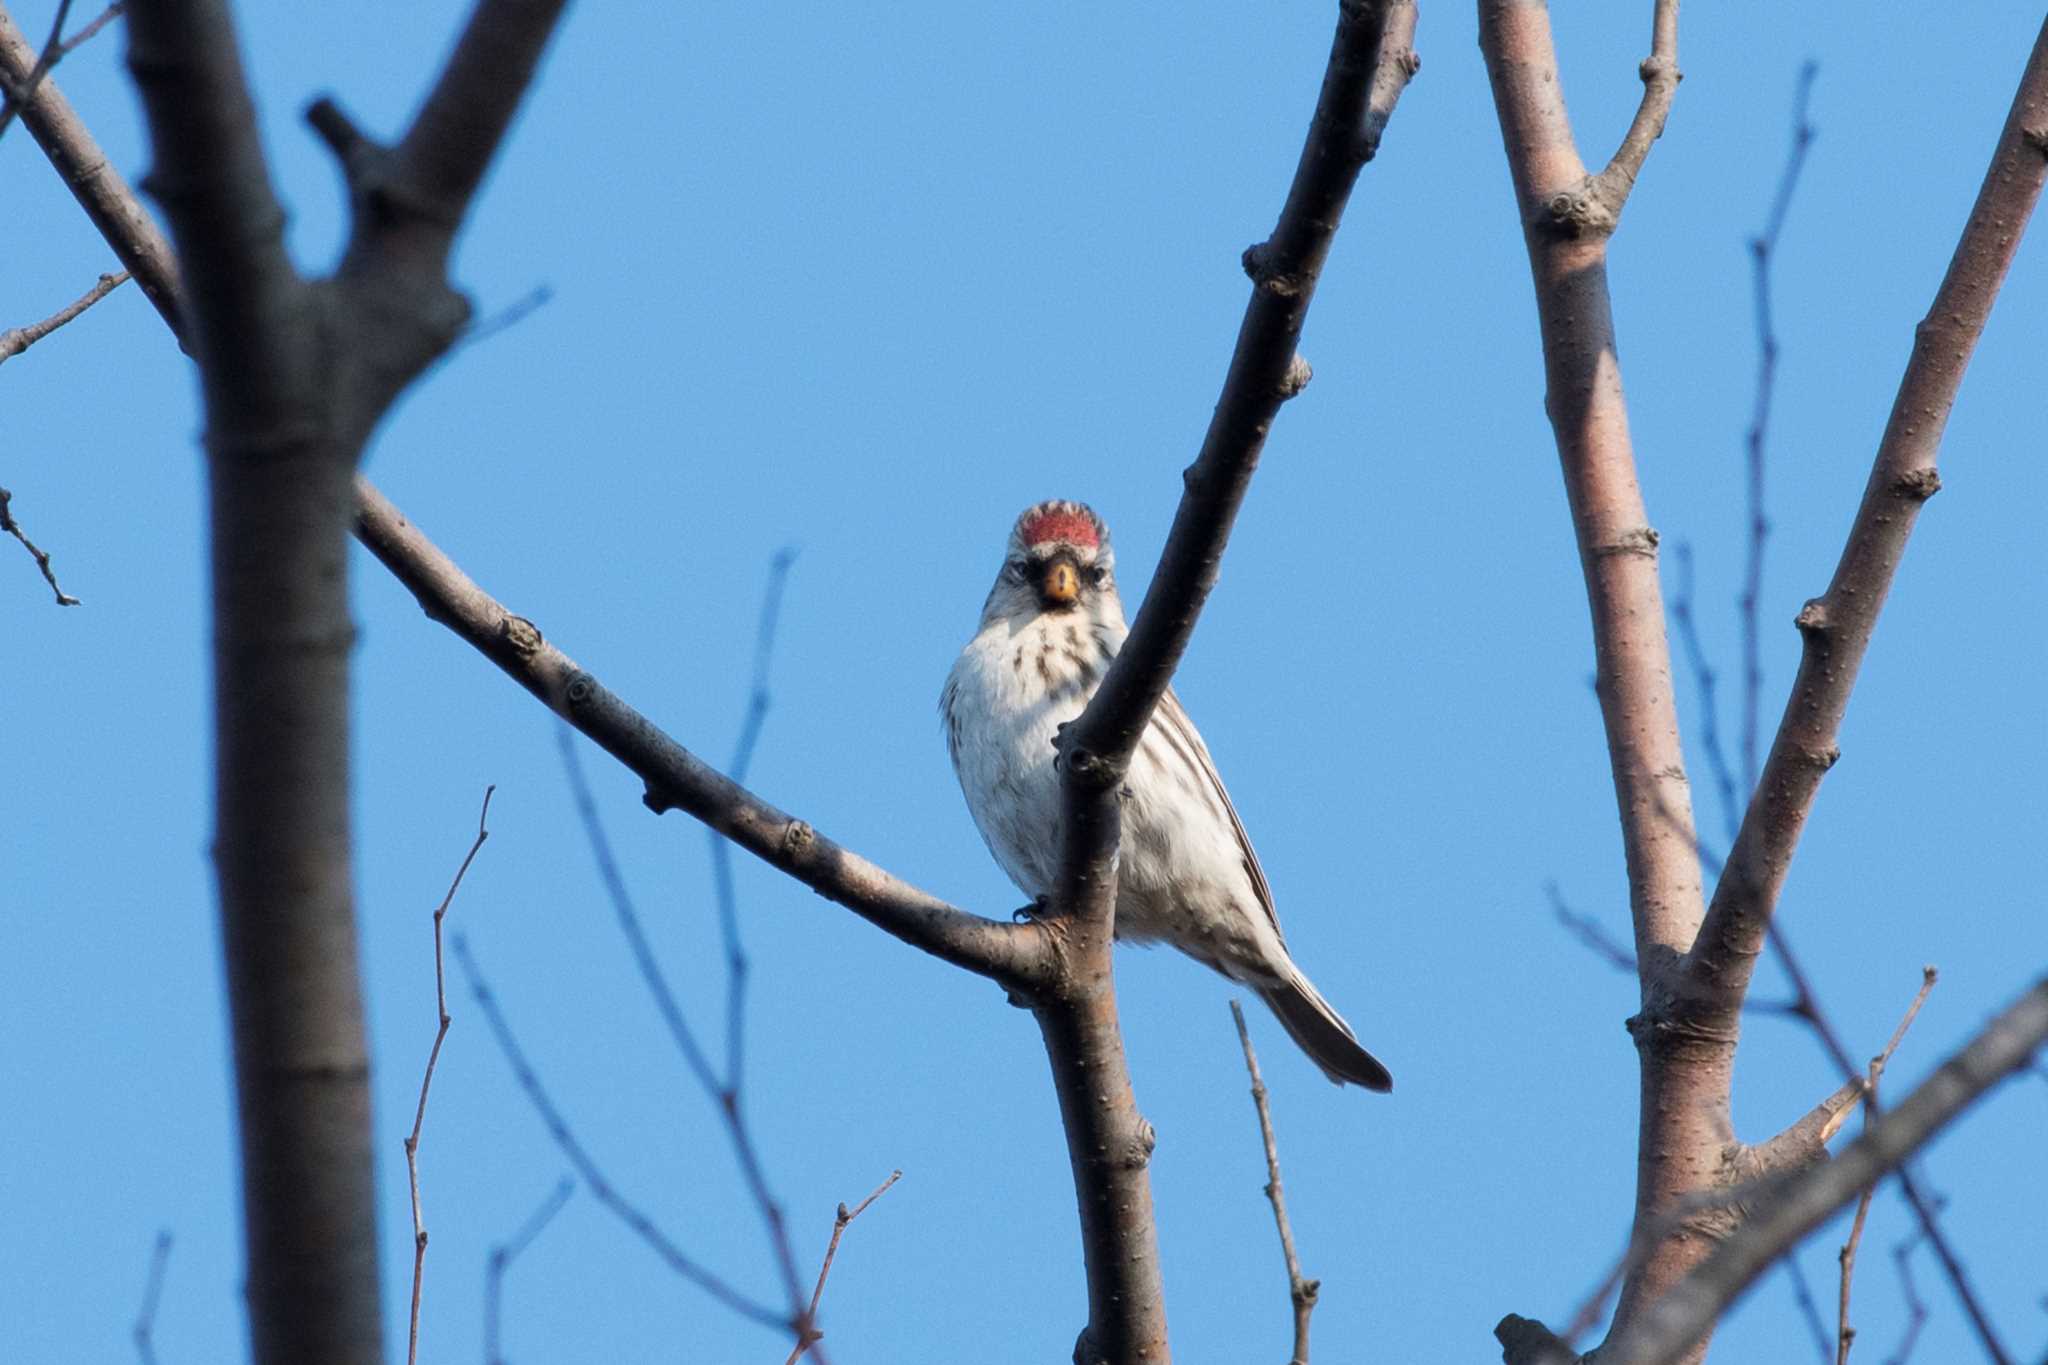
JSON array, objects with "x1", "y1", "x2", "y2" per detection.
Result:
[{"x1": 1041, "y1": 560, "x2": 1081, "y2": 606}]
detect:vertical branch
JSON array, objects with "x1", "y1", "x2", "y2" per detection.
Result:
[
  {"x1": 784, "y1": 1171, "x2": 901, "y2": 1365},
  {"x1": 123, "y1": 3, "x2": 369, "y2": 1358},
  {"x1": 1834, "y1": 969, "x2": 1936, "y2": 1365},
  {"x1": 483, "y1": 1178, "x2": 574, "y2": 1365},
  {"x1": 1479, "y1": 1, "x2": 1715, "y2": 1350},
  {"x1": 131, "y1": 1230, "x2": 172, "y2": 1365},
  {"x1": 709, "y1": 547, "x2": 797, "y2": 1095},
  {"x1": 1740, "y1": 62, "x2": 1817, "y2": 793},
  {"x1": 405, "y1": 787, "x2": 495, "y2": 1365},
  {"x1": 1231, "y1": 1002, "x2": 1320, "y2": 1365},
  {"x1": 116, "y1": 0, "x2": 574, "y2": 1359}
]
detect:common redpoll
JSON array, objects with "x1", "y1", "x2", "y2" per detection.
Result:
[{"x1": 941, "y1": 500, "x2": 1392, "y2": 1091}]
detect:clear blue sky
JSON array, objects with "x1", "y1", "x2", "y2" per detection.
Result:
[{"x1": 6, "y1": 4, "x2": 2044, "y2": 1361}]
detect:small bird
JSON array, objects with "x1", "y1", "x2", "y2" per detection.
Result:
[{"x1": 941, "y1": 500, "x2": 1391, "y2": 1090}]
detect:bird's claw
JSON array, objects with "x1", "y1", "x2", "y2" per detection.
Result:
[{"x1": 1012, "y1": 897, "x2": 1049, "y2": 924}]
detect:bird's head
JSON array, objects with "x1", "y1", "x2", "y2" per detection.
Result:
[{"x1": 980, "y1": 499, "x2": 1120, "y2": 627}]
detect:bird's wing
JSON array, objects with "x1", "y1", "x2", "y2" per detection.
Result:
[{"x1": 1154, "y1": 687, "x2": 1288, "y2": 949}]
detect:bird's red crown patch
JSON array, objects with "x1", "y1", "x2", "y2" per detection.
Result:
[{"x1": 1019, "y1": 505, "x2": 1100, "y2": 549}]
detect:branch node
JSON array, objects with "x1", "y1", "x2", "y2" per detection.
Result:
[
  {"x1": 564, "y1": 671, "x2": 594, "y2": 708},
  {"x1": 1060, "y1": 743, "x2": 1123, "y2": 791},
  {"x1": 1240, "y1": 241, "x2": 1304, "y2": 296},
  {"x1": 2023, "y1": 124, "x2": 2048, "y2": 157},
  {"x1": 1591, "y1": 525, "x2": 1660, "y2": 559},
  {"x1": 1891, "y1": 467, "x2": 1942, "y2": 500},
  {"x1": 781, "y1": 819, "x2": 816, "y2": 858},
  {"x1": 1495, "y1": 1312, "x2": 1581, "y2": 1365},
  {"x1": 306, "y1": 96, "x2": 370, "y2": 166},
  {"x1": 1541, "y1": 181, "x2": 1618, "y2": 238},
  {"x1": 1278, "y1": 354, "x2": 1313, "y2": 399},
  {"x1": 1794, "y1": 598, "x2": 1829, "y2": 636},
  {"x1": 500, "y1": 614, "x2": 543, "y2": 655}
]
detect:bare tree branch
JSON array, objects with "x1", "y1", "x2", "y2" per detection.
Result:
[
  {"x1": 785, "y1": 1170, "x2": 902, "y2": 1365},
  {"x1": 405, "y1": 786, "x2": 496, "y2": 1365},
  {"x1": 1883, "y1": 1222, "x2": 1934, "y2": 1365},
  {"x1": 110, "y1": 0, "x2": 576, "y2": 1358},
  {"x1": 0, "y1": 3, "x2": 183, "y2": 335},
  {"x1": 0, "y1": 268, "x2": 127, "y2": 365},
  {"x1": 483, "y1": 1178, "x2": 573, "y2": 1365},
  {"x1": 1479, "y1": 0, "x2": 1714, "y2": 1346},
  {"x1": 555, "y1": 730, "x2": 811, "y2": 1330},
  {"x1": 351, "y1": 478, "x2": 1041, "y2": 986},
  {"x1": 712, "y1": 548, "x2": 798, "y2": 1097},
  {"x1": 1740, "y1": 61, "x2": 1818, "y2": 794},
  {"x1": 1837, "y1": 967, "x2": 1938, "y2": 1365},
  {"x1": 1231, "y1": 1002, "x2": 1320, "y2": 1365},
  {"x1": 1685, "y1": 16, "x2": 2048, "y2": 1030},
  {"x1": 0, "y1": 0, "x2": 73, "y2": 142},
  {"x1": 1596, "y1": 977, "x2": 2048, "y2": 1365},
  {"x1": 1668, "y1": 543, "x2": 1741, "y2": 846},
  {"x1": 1582, "y1": 0, "x2": 1681, "y2": 224},
  {"x1": 0, "y1": 484, "x2": 81, "y2": 604},
  {"x1": 1043, "y1": 9, "x2": 1419, "y2": 1359},
  {"x1": 18, "y1": 2, "x2": 1425, "y2": 1356},
  {"x1": 131, "y1": 1229, "x2": 171, "y2": 1365},
  {"x1": 451, "y1": 932, "x2": 786, "y2": 1331}
]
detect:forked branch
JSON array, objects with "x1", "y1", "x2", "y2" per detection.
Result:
[{"x1": 1597, "y1": 978, "x2": 2048, "y2": 1365}]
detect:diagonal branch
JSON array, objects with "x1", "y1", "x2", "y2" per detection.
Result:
[
  {"x1": 1045, "y1": 9, "x2": 1418, "y2": 1362},
  {"x1": 0, "y1": 4, "x2": 183, "y2": 337},
  {"x1": 0, "y1": 484, "x2": 82, "y2": 605},
  {"x1": 0, "y1": 0, "x2": 74, "y2": 142},
  {"x1": 1583, "y1": 0, "x2": 1680, "y2": 223},
  {"x1": 350, "y1": 479, "x2": 1043, "y2": 988},
  {"x1": 1232, "y1": 1002, "x2": 1320, "y2": 1365},
  {"x1": 0, "y1": 268, "x2": 128, "y2": 366},
  {"x1": 1063, "y1": 0, "x2": 1419, "y2": 776},
  {"x1": 1595, "y1": 976, "x2": 2048, "y2": 1365},
  {"x1": 1682, "y1": 15, "x2": 2048, "y2": 1029}
]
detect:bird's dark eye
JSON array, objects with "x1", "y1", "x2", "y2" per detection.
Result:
[
  {"x1": 1087, "y1": 566, "x2": 1107, "y2": 586},
  {"x1": 1003, "y1": 561, "x2": 1027, "y2": 582}
]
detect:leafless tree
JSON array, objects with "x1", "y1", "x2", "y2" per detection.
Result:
[{"x1": 3, "y1": 2, "x2": 2044, "y2": 1363}]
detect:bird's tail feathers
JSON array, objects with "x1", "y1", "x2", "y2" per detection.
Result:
[{"x1": 1257, "y1": 970, "x2": 1393, "y2": 1092}]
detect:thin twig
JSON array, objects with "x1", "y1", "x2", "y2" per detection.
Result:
[
  {"x1": 1547, "y1": 880, "x2": 1637, "y2": 973},
  {"x1": 1668, "y1": 543, "x2": 1741, "y2": 844},
  {"x1": 783, "y1": 1170, "x2": 901, "y2": 1365},
  {"x1": 0, "y1": 268, "x2": 128, "y2": 365},
  {"x1": 456, "y1": 283, "x2": 552, "y2": 352},
  {"x1": 1883, "y1": 1220, "x2": 1935, "y2": 1365},
  {"x1": 0, "y1": 484, "x2": 80, "y2": 605},
  {"x1": 1231, "y1": 1001, "x2": 1320, "y2": 1364},
  {"x1": 450, "y1": 931, "x2": 786, "y2": 1331},
  {"x1": 484, "y1": 1177, "x2": 574, "y2": 1365},
  {"x1": 555, "y1": 729, "x2": 808, "y2": 1328},
  {"x1": 52, "y1": 0, "x2": 120, "y2": 58},
  {"x1": 1786, "y1": 1254, "x2": 1836, "y2": 1365},
  {"x1": 1742, "y1": 62, "x2": 1818, "y2": 795},
  {"x1": 1595, "y1": 976, "x2": 2048, "y2": 1365},
  {"x1": 0, "y1": 0, "x2": 71, "y2": 141},
  {"x1": 405, "y1": 785, "x2": 496, "y2": 1365},
  {"x1": 711, "y1": 547, "x2": 797, "y2": 1098},
  {"x1": 131, "y1": 1229, "x2": 171, "y2": 1365},
  {"x1": 1837, "y1": 967, "x2": 1939, "y2": 1365}
]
